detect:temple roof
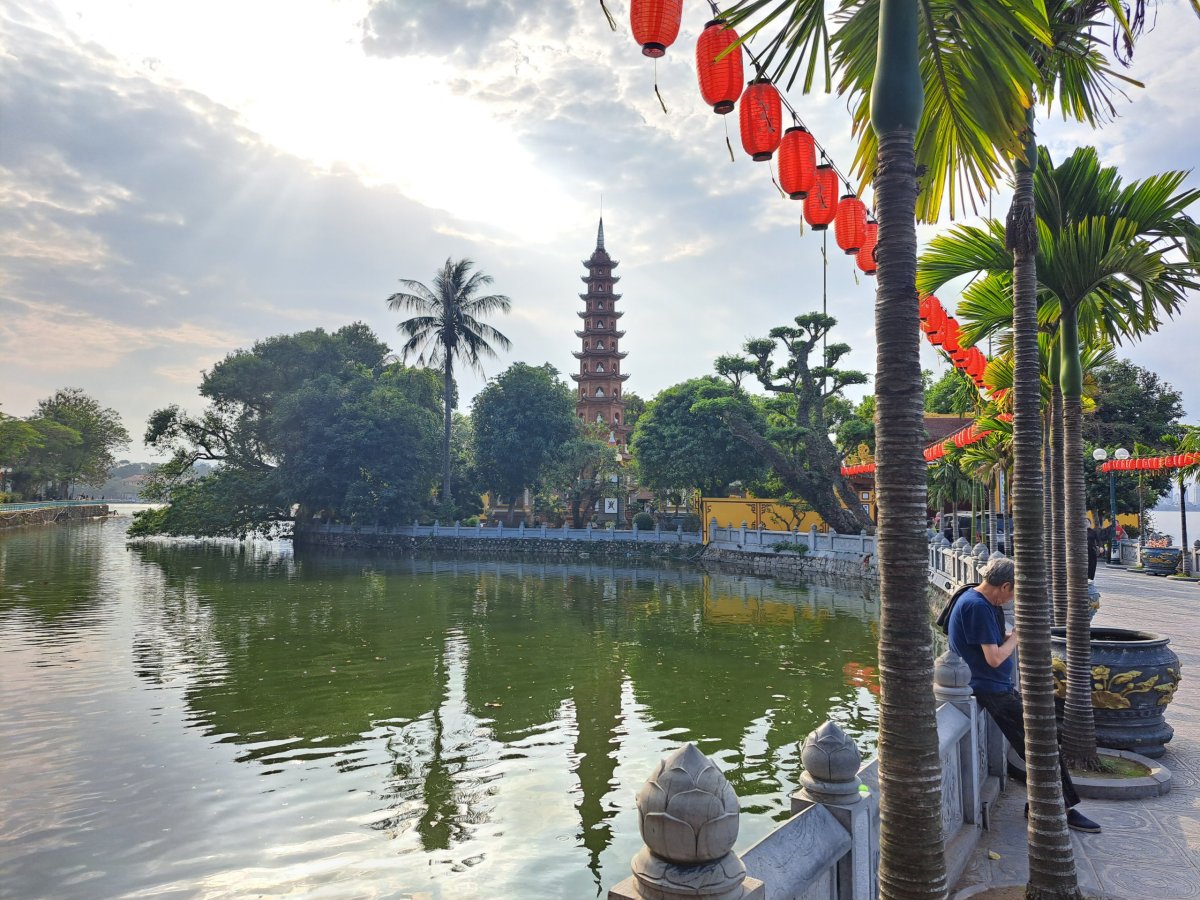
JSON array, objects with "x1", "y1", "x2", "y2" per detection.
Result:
[{"x1": 578, "y1": 309, "x2": 624, "y2": 318}]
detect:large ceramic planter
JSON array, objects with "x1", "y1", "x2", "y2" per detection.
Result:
[
  {"x1": 1051, "y1": 627, "x2": 1182, "y2": 759},
  {"x1": 1141, "y1": 546, "x2": 1182, "y2": 576}
]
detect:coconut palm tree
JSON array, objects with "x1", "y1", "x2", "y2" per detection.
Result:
[
  {"x1": 386, "y1": 259, "x2": 512, "y2": 505},
  {"x1": 716, "y1": 2, "x2": 1052, "y2": 894},
  {"x1": 918, "y1": 148, "x2": 1200, "y2": 778},
  {"x1": 1162, "y1": 426, "x2": 1200, "y2": 577}
]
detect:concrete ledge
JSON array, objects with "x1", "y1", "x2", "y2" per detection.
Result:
[{"x1": 1007, "y1": 746, "x2": 1171, "y2": 800}]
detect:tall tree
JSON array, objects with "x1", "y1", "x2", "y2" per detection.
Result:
[
  {"x1": 135, "y1": 325, "x2": 442, "y2": 537},
  {"x1": 713, "y1": 1, "x2": 1058, "y2": 894},
  {"x1": 387, "y1": 258, "x2": 512, "y2": 506},
  {"x1": 714, "y1": 313, "x2": 873, "y2": 534},
  {"x1": 471, "y1": 363, "x2": 578, "y2": 518},
  {"x1": 920, "y1": 148, "x2": 1200, "y2": 776},
  {"x1": 33, "y1": 388, "x2": 130, "y2": 497}
]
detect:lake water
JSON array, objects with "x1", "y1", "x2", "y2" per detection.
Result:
[{"x1": 0, "y1": 518, "x2": 880, "y2": 899}]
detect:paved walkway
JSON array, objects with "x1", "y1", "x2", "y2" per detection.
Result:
[{"x1": 953, "y1": 564, "x2": 1200, "y2": 899}]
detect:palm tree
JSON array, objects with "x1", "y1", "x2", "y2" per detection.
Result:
[
  {"x1": 718, "y1": 2, "x2": 1051, "y2": 894},
  {"x1": 919, "y1": 148, "x2": 1200, "y2": 778},
  {"x1": 929, "y1": 445, "x2": 972, "y2": 539},
  {"x1": 1162, "y1": 426, "x2": 1200, "y2": 577},
  {"x1": 386, "y1": 259, "x2": 512, "y2": 505}
]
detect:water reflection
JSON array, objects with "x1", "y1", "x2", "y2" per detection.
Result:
[{"x1": 2, "y1": 526, "x2": 880, "y2": 898}]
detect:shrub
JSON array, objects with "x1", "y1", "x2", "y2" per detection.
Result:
[
  {"x1": 681, "y1": 514, "x2": 702, "y2": 533},
  {"x1": 633, "y1": 511, "x2": 656, "y2": 531},
  {"x1": 463, "y1": 516, "x2": 480, "y2": 527},
  {"x1": 771, "y1": 541, "x2": 809, "y2": 557}
]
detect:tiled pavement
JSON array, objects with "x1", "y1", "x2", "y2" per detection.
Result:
[{"x1": 954, "y1": 565, "x2": 1200, "y2": 899}]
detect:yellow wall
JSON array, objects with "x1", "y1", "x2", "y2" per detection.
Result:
[{"x1": 699, "y1": 497, "x2": 829, "y2": 542}]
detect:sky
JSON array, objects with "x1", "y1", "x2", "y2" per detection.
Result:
[{"x1": 3, "y1": 0, "x2": 1200, "y2": 460}]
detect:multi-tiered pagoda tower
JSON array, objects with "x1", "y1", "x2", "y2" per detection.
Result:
[{"x1": 571, "y1": 219, "x2": 630, "y2": 447}]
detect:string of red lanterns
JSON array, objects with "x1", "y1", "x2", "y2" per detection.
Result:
[
  {"x1": 841, "y1": 414, "x2": 1014, "y2": 477},
  {"x1": 634, "y1": 3, "x2": 878, "y2": 276},
  {"x1": 918, "y1": 294, "x2": 990, "y2": 392},
  {"x1": 1100, "y1": 453, "x2": 1200, "y2": 473}
]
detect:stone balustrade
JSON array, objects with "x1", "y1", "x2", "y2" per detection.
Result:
[{"x1": 608, "y1": 653, "x2": 1009, "y2": 900}]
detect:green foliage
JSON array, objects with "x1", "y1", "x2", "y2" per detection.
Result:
[
  {"x1": 1083, "y1": 360, "x2": 1183, "y2": 516},
  {"x1": 386, "y1": 258, "x2": 513, "y2": 500},
  {"x1": 630, "y1": 377, "x2": 764, "y2": 498},
  {"x1": 713, "y1": 313, "x2": 873, "y2": 534},
  {"x1": 924, "y1": 368, "x2": 979, "y2": 415},
  {"x1": 834, "y1": 395, "x2": 875, "y2": 456},
  {"x1": 472, "y1": 363, "x2": 578, "y2": 506},
  {"x1": 770, "y1": 541, "x2": 810, "y2": 557},
  {"x1": 632, "y1": 511, "x2": 656, "y2": 531},
  {"x1": 1, "y1": 390, "x2": 128, "y2": 499},
  {"x1": 537, "y1": 421, "x2": 621, "y2": 527},
  {"x1": 136, "y1": 324, "x2": 443, "y2": 537}
]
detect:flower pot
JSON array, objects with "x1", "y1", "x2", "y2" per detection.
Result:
[
  {"x1": 1051, "y1": 626, "x2": 1181, "y2": 759},
  {"x1": 1140, "y1": 546, "x2": 1182, "y2": 576}
]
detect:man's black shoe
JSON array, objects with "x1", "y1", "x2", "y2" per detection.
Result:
[
  {"x1": 1066, "y1": 808, "x2": 1101, "y2": 834},
  {"x1": 1023, "y1": 804, "x2": 1102, "y2": 834}
]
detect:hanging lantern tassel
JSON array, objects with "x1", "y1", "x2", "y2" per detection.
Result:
[
  {"x1": 654, "y1": 59, "x2": 668, "y2": 114},
  {"x1": 856, "y1": 221, "x2": 878, "y2": 276},
  {"x1": 631, "y1": 0, "x2": 683, "y2": 57},
  {"x1": 599, "y1": 0, "x2": 617, "y2": 31},
  {"x1": 723, "y1": 117, "x2": 735, "y2": 162}
]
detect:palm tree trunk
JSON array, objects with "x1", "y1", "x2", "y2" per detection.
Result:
[
  {"x1": 1043, "y1": 412, "x2": 1053, "y2": 580},
  {"x1": 1050, "y1": 378, "x2": 1067, "y2": 626},
  {"x1": 442, "y1": 357, "x2": 453, "y2": 503},
  {"x1": 1007, "y1": 132, "x2": 1082, "y2": 899},
  {"x1": 1059, "y1": 308, "x2": 1100, "y2": 770},
  {"x1": 874, "y1": 128, "x2": 946, "y2": 898}
]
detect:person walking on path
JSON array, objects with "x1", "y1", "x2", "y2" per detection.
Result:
[{"x1": 947, "y1": 557, "x2": 1101, "y2": 833}]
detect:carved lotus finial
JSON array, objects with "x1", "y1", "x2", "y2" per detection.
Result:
[
  {"x1": 635, "y1": 743, "x2": 740, "y2": 864},
  {"x1": 801, "y1": 720, "x2": 861, "y2": 784},
  {"x1": 935, "y1": 649, "x2": 972, "y2": 689}
]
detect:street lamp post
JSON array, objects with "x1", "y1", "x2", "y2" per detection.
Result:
[{"x1": 1092, "y1": 447, "x2": 1130, "y2": 564}]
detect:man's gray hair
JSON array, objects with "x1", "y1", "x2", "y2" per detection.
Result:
[{"x1": 980, "y1": 557, "x2": 1015, "y2": 587}]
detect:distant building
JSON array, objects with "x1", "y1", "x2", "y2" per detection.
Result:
[{"x1": 571, "y1": 219, "x2": 631, "y2": 449}]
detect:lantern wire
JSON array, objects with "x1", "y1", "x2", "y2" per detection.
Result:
[{"x1": 711, "y1": 3, "x2": 862, "y2": 200}]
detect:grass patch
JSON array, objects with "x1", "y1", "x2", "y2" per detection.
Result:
[{"x1": 1071, "y1": 755, "x2": 1152, "y2": 779}]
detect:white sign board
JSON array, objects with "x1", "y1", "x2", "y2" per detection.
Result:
[{"x1": 604, "y1": 498, "x2": 618, "y2": 514}]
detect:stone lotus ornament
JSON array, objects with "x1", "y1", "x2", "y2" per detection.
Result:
[{"x1": 631, "y1": 743, "x2": 747, "y2": 899}]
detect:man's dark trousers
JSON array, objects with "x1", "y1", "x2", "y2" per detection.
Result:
[{"x1": 975, "y1": 689, "x2": 1080, "y2": 808}]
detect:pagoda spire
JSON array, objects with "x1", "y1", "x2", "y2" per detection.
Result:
[{"x1": 596, "y1": 217, "x2": 605, "y2": 251}]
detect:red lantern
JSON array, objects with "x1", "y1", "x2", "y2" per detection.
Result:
[
  {"x1": 835, "y1": 194, "x2": 868, "y2": 254},
  {"x1": 803, "y1": 164, "x2": 838, "y2": 230},
  {"x1": 631, "y1": 0, "x2": 683, "y2": 58},
  {"x1": 695, "y1": 20, "x2": 743, "y2": 113},
  {"x1": 856, "y1": 222, "x2": 878, "y2": 275},
  {"x1": 778, "y1": 126, "x2": 816, "y2": 198},
  {"x1": 739, "y1": 80, "x2": 782, "y2": 161}
]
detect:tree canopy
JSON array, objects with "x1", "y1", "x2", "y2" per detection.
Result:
[
  {"x1": 131, "y1": 324, "x2": 442, "y2": 537},
  {"x1": 630, "y1": 377, "x2": 765, "y2": 498},
  {"x1": 0, "y1": 390, "x2": 129, "y2": 499},
  {"x1": 471, "y1": 363, "x2": 579, "y2": 508}
]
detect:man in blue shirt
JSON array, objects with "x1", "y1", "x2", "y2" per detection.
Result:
[{"x1": 948, "y1": 557, "x2": 1101, "y2": 834}]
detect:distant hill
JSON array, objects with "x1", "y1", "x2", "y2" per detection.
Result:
[{"x1": 72, "y1": 460, "x2": 214, "y2": 500}]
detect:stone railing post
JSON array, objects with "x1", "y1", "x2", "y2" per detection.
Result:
[
  {"x1": 608, "y1": 744, "x2": 764, "y2": 899},
  {"x1": 740, "y1": 521, "x2": 748, "y2": 545},
  {"x1": 791, "y1": 721, "x2": 871, "y2": 900},
  {"x1": 709, "y1": 516, "x2": 718, "y2": 545},
  {"x1": 633, "y1": 522, "x2": 640, "y2": 541},
  {"x1": 588, "y1": 522, "x2": 594, "y2": 541},
  {"x1": 935, "y1": 651, "x2": 980, "y2": 825},
  {"x1": 810, "y1": 524, "x2": 819, "y2": 552}
]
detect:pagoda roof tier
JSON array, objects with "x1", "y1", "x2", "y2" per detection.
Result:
[
  {"x1": 578, "y1": 293, "x2": 622, "y2": 302},
  {"x1": 580, "y1": 274, "x2": 621, "y2": 284},
  {"x1": 572, "y1": 349, "x2": 628, "y2": 359},
  {"x1": 570, "y1": 372, "x2": 631, "y2": 382},
  {"x1": 581, "y1": 258, "x2": 620, "y2": 268},
  {"x1": 577, "y1": 309, "x2": 624, "y2": 318},
  {"x1": 575, "y1": 329, "x2": 625, "y2": 339}
]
